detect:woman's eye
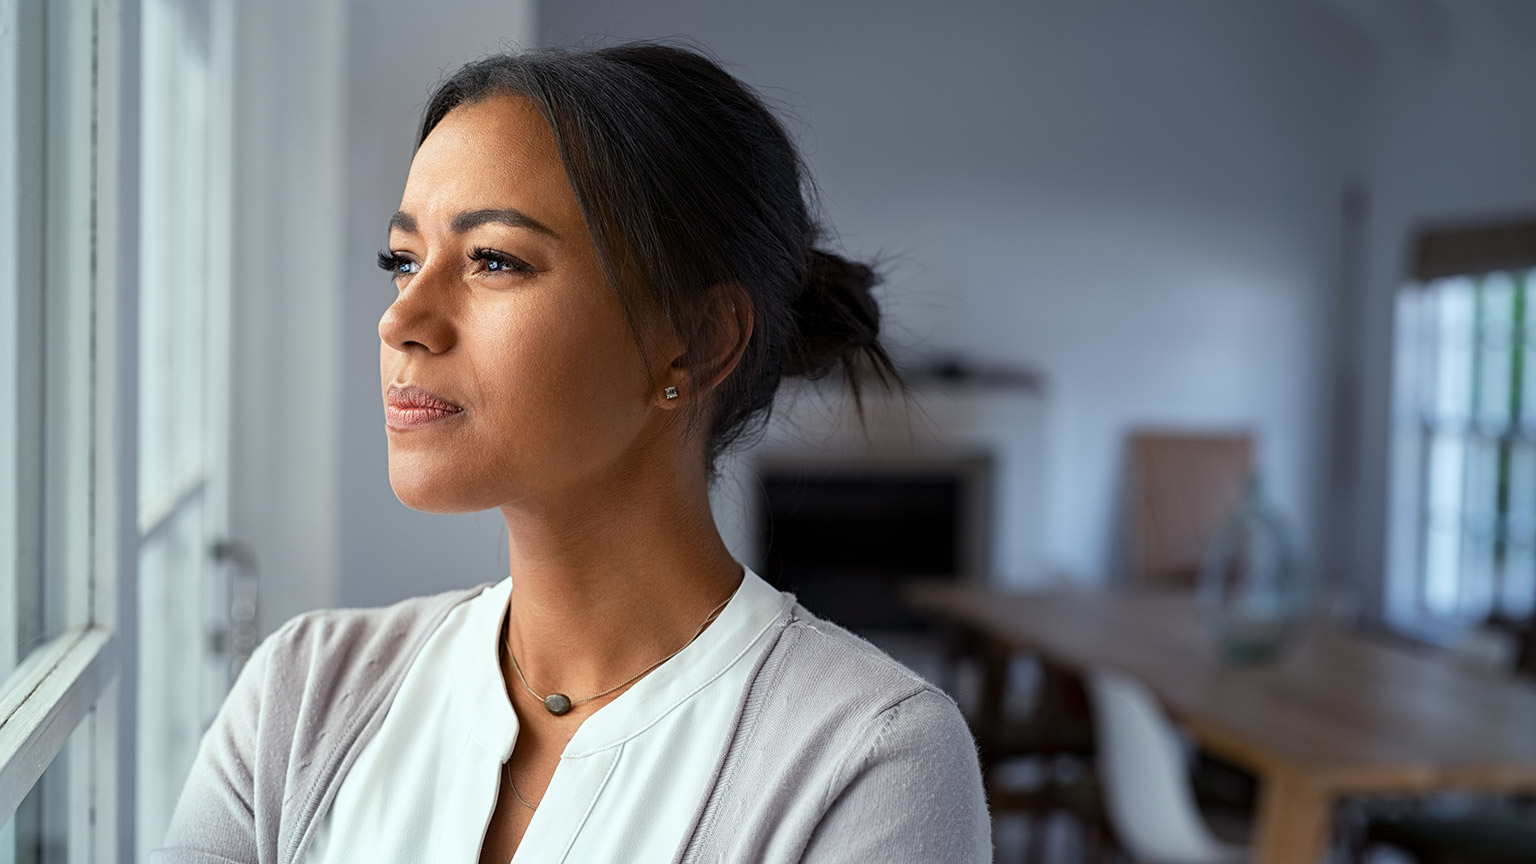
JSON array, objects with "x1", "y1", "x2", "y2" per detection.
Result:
[
  {"x1": 468, "y1": 247, "x2": 535, "y2": 275},
  {"x1": 376, "y1": 250, "x2": 419, "y2": 278}
]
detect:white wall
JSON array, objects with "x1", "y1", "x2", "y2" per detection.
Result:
[
  {"x1": 1341, "y1": 2, "x2": 1536, "y2": 613},
  {"x1": 231, "y1": 0, "x2": 347, "y2": 636},
  {"x1": 542, "y1": 0, "x2": 1370, "y2": 583}
]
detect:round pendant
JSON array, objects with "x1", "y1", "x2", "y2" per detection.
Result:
[{"x1": 543, "y1": 693, "x2": 572, "y2": 715}]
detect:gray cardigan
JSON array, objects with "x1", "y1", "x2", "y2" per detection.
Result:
[{"x1": 153, "y1": 585, "x2": 992, "y2": 863}]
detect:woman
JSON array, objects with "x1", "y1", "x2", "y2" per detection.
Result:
[{"x1": 158, "y1": 43, "x2": 989, "y2": 863}]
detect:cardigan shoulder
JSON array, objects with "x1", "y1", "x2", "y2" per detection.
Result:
[
  {"x1": 757, "y1": 603, "x2": 953, "y2": 739},
  {"x1": 260, "y1": 585, "x2": 488, "y2": 708},
  {"x1": 678, "y1": 602, "x2": 990, "y2": 863},
  {"x1": 155, "y1": 584, "x2": 488, "y2": 864},
  {"x1": 248, "y1": 584, "x2": 490, "y2": 769}
]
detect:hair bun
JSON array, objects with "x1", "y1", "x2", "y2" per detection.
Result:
[{"x1": 785, "y1": 250, "x2": 896, "y2": 387}]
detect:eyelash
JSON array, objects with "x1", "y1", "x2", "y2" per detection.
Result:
[
  {"x1": 374, "y1": 248, "x2": 535, "y2": 280},
  {"x1": 376, "y1": 250, "x2": 417, "y2": 277},
  {"x1": 467, "y1": 247, "x2": 535, "y2": 275}
]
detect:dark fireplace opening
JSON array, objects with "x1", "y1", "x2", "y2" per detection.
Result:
[{"x1": 755, "y1": 456, "x2": 990, "y2": 632}]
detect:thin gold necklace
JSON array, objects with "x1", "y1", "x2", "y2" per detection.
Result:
[
  {"x1": 500, "y1": 584, "x2": 738, "y2": 716},
  {"x1": 505, "y1": 760, "x2": 539, "y2": 811}
]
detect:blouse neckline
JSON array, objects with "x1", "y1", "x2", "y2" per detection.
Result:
[{"x1": 449, "y1": 568, "x2": 788, "y2": 762}]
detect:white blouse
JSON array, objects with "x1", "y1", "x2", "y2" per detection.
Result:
[{"x1": 302, "y1": 568, "x2": 787, "y2": 864}]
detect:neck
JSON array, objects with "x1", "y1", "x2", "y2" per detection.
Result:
[{"x1": 498, "y1": 449, "x2": 742, "y2": 702}]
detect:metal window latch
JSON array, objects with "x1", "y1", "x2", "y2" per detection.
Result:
[{"x1": 210, "y1": 538, "x2": 260, "y2": 685}]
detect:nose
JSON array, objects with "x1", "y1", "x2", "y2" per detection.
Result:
[{"x1": 379, "y1": 268, "x2": 457, "y2": 356}]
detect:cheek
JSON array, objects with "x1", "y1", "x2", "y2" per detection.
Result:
[{"x1": 472, "y1": 298, "x2": 652, "y2": 461}]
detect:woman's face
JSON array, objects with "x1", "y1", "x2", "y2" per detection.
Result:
[{"x1": 379, "y1": 94, "x2": 675, "y2": 513}]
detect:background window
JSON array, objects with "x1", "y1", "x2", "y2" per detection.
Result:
[
  {"x1": 1393, "y1": 218, "x2": 1536, "y2": 627},
  {"x1": 1412, "y1": 271, "x2": 1536, "y2": 621}
]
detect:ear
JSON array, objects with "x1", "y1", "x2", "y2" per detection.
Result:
[{"x1": 656, "y1": 282, "x2": 753, "y2": 409}]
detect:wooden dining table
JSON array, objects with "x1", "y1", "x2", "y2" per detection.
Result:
[{"x1": 905, "y1": 582, "x2": 1536, "y2": 864}]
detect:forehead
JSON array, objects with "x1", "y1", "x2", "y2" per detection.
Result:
[{"x1": 399, "y1": 93, "x2": 581, "y2": 234}]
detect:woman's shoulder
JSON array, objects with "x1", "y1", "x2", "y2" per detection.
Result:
[
  {"x1": 238, "y1": 583, "x2": 494, "y2": 758},
  {"x1": 262, "y1": 583, "x2": 490, "y2": 670},
  {"x1": 758, "y1": 601, "x2": 982, "y2": 791},
  {"x1": 157, "y1": 584, "x2": 492, "y2": 862},
  {"x1": 763, "y1": 600, "x2": 955, "y2": 716},
  {"x1": 684, "y1": 600, "x2": 990, "y2": 863},
  {"x1": 240, "y1": 584, "x2": 492, "y2": 746},
  {"x1": 747, "y1": 600, "x2": 979, "y2": 768}
]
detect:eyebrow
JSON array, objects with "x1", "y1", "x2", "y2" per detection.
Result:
[{"x1": 388, "y1": 208, "x2": 558, "y2": 238}]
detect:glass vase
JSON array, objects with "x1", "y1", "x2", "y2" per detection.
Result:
[{"x1": 1198, "y1": 478, "x2": 1308, "y2": 664}]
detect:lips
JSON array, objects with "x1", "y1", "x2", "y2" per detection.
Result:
[{"x1": 385, "y1": 384, "x2": 464, "y2": 430}]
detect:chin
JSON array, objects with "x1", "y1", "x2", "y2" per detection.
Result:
[{"x1": 387, "y1": 456, "x2": 491, "y2": 514}]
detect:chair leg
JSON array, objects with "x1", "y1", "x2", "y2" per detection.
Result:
[
  {"x1": 1083, "y1": 820, "x2": 1107, "y2": 864},
  {"x1": 1022, "y1": 811, "x2": 1048, "y2": 864}
]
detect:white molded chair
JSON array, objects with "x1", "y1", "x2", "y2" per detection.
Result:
[{"x1": 1085, "y1": 668, "x2": 1248, "y2": 864}]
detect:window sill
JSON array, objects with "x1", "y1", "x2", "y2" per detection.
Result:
[{"x1": 0, "y1": 625, "x2": 116, "y2": 819}]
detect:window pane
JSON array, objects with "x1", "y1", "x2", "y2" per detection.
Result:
[
  {"x1": 1518, "y1": 271, "x2": 1536, "y2": 431},
  {"x1": 1430, "y1": 277, "x2": 1476, "y2": 426},
  {"x1": 1461, "y1": 436, "x2": 1503, "y2": 620},
  {"x1": 137, "y1": 492, "x2": 216, "y2": 854},
  {"x1": 137, "y1": 0, "x2": 210, "y2": 511},
  {"x1": 1476, "y1": 275, "x2": 1513, "y2": 426},
  {"x1": 1424, "y1": 431, "x2": 1467, "y2": 615},
  {"x1": 1503, "y1": 442, "x2": 1536, "y2": 617},
  {"x1": 135, "y1": 0, "x2": 228, "y2": 854}
]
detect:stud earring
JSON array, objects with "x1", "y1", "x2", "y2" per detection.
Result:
[{"x1": 664, "y1": 386, "x2": 679, "y2": 400}]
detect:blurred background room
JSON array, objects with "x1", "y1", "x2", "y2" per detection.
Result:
[{"x1": 3, "y1": 0, "x2": 1536, "y2": 862}]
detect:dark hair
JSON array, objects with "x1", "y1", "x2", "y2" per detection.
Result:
[{"x1": 419, "y1": 42, "x2": 900, "y2": 467}]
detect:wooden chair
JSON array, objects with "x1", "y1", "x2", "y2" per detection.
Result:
[
  {"x1": 1127, "y1": 432, "x2": 1253, "y2": 589},
  {"x1": 938, "y1": 623, "x2": 1111, "y2": 863},
  {"x1": 1483, "y1": 613, "x2": 1536, "y2": 679},
  {"x1": 1122, "y1": 431, "x2": 1264, "y2": 831}
]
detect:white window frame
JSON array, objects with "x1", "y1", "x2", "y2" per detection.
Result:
[{"x1": 0, "y1": 0, "x2": 141, "y2": 858}]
